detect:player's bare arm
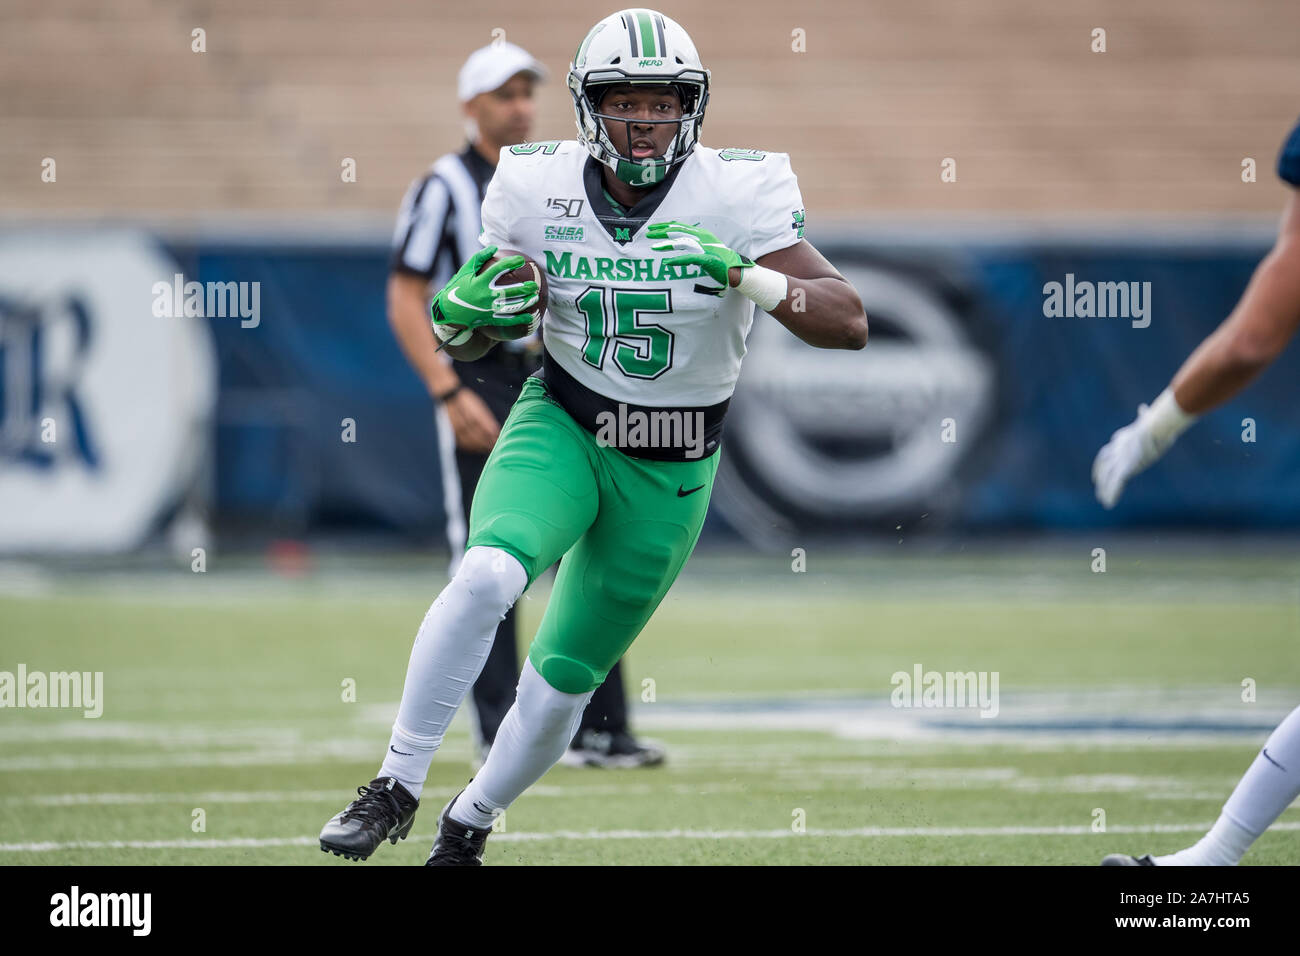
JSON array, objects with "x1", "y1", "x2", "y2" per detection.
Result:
[
  {"x1": 648, "y1": 221, "x2": 868, "y2": 351},
  {"x1": 746, "y1": 240, "x2": 868, "y2": 350},
  {"x1": 1093, "y1": 176, "x2": 1300, "y2": 509},
  {"x1": 1170, "y1": 191, "x2": 1300, "y2": 414}
]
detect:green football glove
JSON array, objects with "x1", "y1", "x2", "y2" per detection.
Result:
[
  {"x1": 646, "y1": 221, "x2": 753, "y2": 287},
  {"x1": 430, "y1": 245, "x2": 540, "y2": 333}
]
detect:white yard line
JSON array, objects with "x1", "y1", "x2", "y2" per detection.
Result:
[
  {"x1": 4, "y1": 821, "x2": 1299, "y2": 853},
  {"x1": 4, "y1": 770, "x2": 1255, "y2": 807},
  {"x1": 0, "y1": 748, "x2": 384, "y2": 772}
]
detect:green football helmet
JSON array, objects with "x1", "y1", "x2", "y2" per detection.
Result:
[{"x1": 568, "y1": 9, "x2": 710, "y2": 188}]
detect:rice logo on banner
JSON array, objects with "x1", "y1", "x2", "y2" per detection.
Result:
[{"x1": 0, "y1": 232, "x2": 216, "y2": 551}]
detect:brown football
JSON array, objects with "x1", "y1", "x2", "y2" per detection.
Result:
[{"x1": 477, "y1": 248, "x2": 547, "y2": 341}]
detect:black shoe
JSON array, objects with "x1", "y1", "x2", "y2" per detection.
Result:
[
  {"x1": 319, "y1": 776, "x2": 418, "y2": 861},
  {"x1": 1101, "y1": 853, "x2": 1157, "y2": 866},
  {"x1": 561, "y1": 729, "x2": 667, "y2": 768},
  {"x1": 425, "y1": 790, "x2": 492, "y2": 866}
]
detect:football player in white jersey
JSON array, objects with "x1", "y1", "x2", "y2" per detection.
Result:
[{"x1": 319, "y1": 8, "x2": 866, "y2": 865}]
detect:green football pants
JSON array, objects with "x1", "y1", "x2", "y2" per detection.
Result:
[{"x1": 465, "y1": 376, "x2": 718, "y2": 694}]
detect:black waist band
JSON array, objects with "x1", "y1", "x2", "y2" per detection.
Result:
[{"x1": 535, "y1": 349, "x2": 727, "y2": 461}]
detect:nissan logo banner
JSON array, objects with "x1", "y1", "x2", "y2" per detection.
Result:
[{"x1": 716, "y1": 251, "x2": 996, "y2": 546}]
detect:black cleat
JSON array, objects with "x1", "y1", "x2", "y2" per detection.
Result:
[
  {"x1": 561, "y1": 729, "x2": 666, "y2": 768},
  {"x1": 319, "y1": 776, "x2": 418, "y2": 861},
  {"x1": 1101, "y1": 853, "x2": 1157, "y2": 866},
  {"x1": 425, "y1": 791, "x2": 492, "y2": 866}
]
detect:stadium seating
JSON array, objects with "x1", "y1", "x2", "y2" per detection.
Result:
[{"x1": 2, "y1": 0, "x2": 1298, "y2": 218}]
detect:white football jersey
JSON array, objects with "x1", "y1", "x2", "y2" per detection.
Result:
[{"x1": 479, "y1": 141, "x2": 805, "y2": 408}]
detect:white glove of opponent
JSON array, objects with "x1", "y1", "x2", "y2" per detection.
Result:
[{"x1": 1091, "y1": 388, "x2": 1198, "y2": 509}]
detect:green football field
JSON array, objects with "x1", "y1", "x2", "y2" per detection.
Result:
[{"x1": 2, "y1": 545, "x2": 1298, "y2": 865}]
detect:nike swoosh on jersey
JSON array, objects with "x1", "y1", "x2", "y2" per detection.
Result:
[{"x1": 677, "y1": 483, "x2": 706, "y2": 497}]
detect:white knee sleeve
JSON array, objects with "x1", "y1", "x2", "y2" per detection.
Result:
[{"x1": 452, "y1": 546, "x2": 527, "y2": 620}]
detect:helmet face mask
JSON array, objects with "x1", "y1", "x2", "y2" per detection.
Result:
[
  {"x1": 584, "y1": 80, "x2": 707, "y2": 187},
  {"x1": 568, "y1": 10, "x2": 710, "y2": 188}
]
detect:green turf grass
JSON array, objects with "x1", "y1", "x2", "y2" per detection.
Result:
[{"x1": 1, "y1": 549, "x2": 1296, "y2": 865}]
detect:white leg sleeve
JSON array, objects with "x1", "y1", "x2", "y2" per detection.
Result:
[
  {"x1": 1220, "y1": 704, "x2": 1300, "y2": 833},
  {"x1": 453, "y1": 658, "x2": 595, "y2": 827},
  {"x1": 378, "y1": 546, "x2": 527, "y2": 799},
  {"x1": 1157, "y1": 704, "x2": 1300, "y2": 865}
]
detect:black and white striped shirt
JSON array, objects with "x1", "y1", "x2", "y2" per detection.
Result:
[
  {"x1": 390, "y1": 143, "x2": 541, "y2": 362},
  {"x1": 390, "y1": 142, "x2": 496, "y2": 286}
]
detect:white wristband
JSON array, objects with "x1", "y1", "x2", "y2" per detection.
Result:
[
  {"x1": 1142, "y1": 388, "x2": 1197, "y2": 445},
  {"x1": 735, "y1": 264, "x2": 788, "y2": 312}
]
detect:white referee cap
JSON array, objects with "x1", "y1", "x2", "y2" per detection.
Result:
[{"x1": 458, "y1": 41, "x2": 548, "y2": 102}]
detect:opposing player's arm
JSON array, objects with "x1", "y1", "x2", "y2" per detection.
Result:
[
  {"x1": 1169, "y1": 191, "x2": 1300, "y2": 414},
  {"x1": 1092, "y1": 188, "x2": 1300, "y2": 509},
  {"x1": 750, "y1": 240, "x2": 868, "y2": 350}
]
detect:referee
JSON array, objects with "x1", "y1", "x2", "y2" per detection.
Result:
[{"x1": 386, "y1": 41, "x2": 665, "y2": 769}]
